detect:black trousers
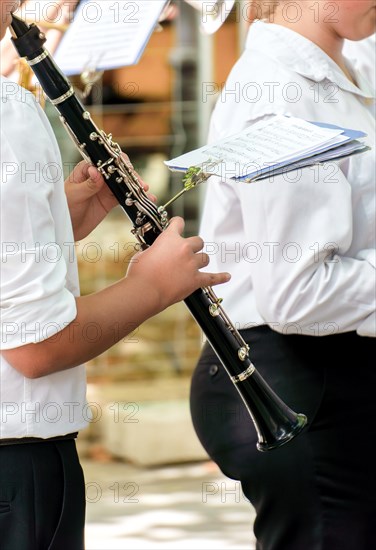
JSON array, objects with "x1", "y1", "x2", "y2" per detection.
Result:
[
  {"x1": 190, "y1": 326, "x2": 376, "y2": 550},
  {"x1": 0, "y1": 439, "x2": 85, "y2": 550}
]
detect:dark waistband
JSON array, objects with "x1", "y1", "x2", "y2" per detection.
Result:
[
  {"x1": 201, "y1": 325, "x2": 374, "y2": 363},
  {"x1": 0, "y1": 432, "x2": 78, "y2": 446}
]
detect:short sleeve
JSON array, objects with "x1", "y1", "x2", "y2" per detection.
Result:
[{"x1": 0, "y1": 88, "x2": 77, "y2": 349}]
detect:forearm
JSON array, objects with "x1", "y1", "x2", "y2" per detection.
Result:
[
  {"x1": 2, "y1": 276, "x2": 161, "y2": 378},
  {"x1": 2, "y1": 217, "x2": 231, "y2": 377}
]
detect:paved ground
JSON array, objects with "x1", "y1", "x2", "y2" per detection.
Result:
[{"x1": 83, "y1": 459, "x2": 256, "y2": 550}]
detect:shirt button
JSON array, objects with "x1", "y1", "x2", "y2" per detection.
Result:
[{"x1": 209, "y1": 364, "x2": 219, "y2": 376}]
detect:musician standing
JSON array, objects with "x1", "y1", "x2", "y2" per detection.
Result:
[
  {"x1": 0, "y1": 2, "x2": 230, "y2": 548},
  {"x1": 190, "y1": 2, "x2": 376, "y2": 549}
]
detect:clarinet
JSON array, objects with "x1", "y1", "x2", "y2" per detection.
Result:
[{"x1": 10, "y1": 14, "x2": 307, "y2": 451}]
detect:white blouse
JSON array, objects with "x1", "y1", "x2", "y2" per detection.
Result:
[
  {"x1": 0, "y1": 77, "x2": 89, "y2": 438},
  {"x1": 200, "y1": 21, "x2": 375, "y2": 338},
  {"x1": 343, "y1": 34, "x2": 376, "y2": 92}
]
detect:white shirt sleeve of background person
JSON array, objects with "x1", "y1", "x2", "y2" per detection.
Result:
[
  {"x1": 0, "y1": 82, "x2": 78, "y2": 350},
  {"x1": 234, "y1": 152, "x2": 376, "y2": 337}
]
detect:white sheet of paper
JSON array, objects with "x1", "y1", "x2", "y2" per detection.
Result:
[
  {"x1": 165, "y1": 116, "x2": 345, "y2": 181},
  {"x1": 54, "y1": 0, "x2": 168, "y2": 75}
]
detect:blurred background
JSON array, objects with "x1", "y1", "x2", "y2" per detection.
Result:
[{"x1": 1, "y1": 1, "x2": 256, "y2": 547}]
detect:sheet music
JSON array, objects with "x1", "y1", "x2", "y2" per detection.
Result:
[
  {"x1": 54, "y1": 0, "x2": 168, "y2": 75},
  {"x1": 165, "y1": 116, "x2": 367, "y2": 182}
]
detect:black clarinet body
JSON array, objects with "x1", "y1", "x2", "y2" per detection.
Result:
[{"x1": 10, "y1": 14, "x2": 307, "y2": 451}]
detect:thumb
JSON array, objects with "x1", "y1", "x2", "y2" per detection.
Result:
[
  {"x1": 68, "y1": 160, "x2": 90, "y2": 183},
  {"x1": 77, "y1": 166, "x2": 105, "y2": 198},
  {"x1": 87, "y1": 166, "x2": 104, "y2": 187}
]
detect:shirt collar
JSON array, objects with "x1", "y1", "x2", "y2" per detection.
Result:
[{"x1": 246, "y1": 21, "x2": 375, "y2": 100}]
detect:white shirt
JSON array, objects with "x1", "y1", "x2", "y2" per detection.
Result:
[
  {"x1": 0, "y1": 77, "x2": 89, "y2": 438},
  {"x1": 200, "y1": 22, "x2": 376, "y2": 337},
  {"x1": 343, "y1": 34, "x2": 376, "y2": 92}
]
